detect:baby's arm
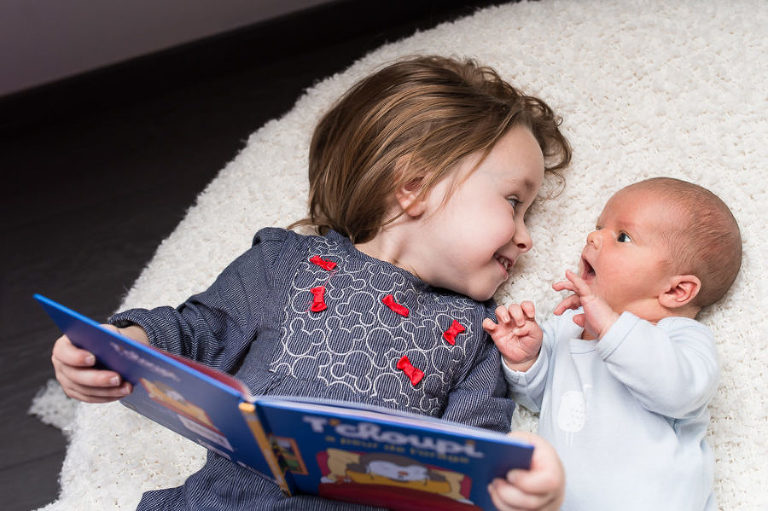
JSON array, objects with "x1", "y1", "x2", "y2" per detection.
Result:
[
  {"x1": 553, "y1": 269, "x2": 619, "y2": 339},
  {"x1": 51, "y1": 324, "x2": 149, "y2": 403},
  {"x1": 597, "y1": 314, "x2": 719, "y2": 418},
  {"x1": 487, "y1": 431, "x2": 565, "y2": 511},
  {"x1": 482, "y1": 301, "x2": 542, "y2": 372}
]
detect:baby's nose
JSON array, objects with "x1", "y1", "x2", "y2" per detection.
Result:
[{"x1": 587, "y1": 230, "x2": 601, "y2": 248}]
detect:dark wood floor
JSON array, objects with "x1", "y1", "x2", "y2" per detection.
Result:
[{"x1": 0, "y1": 1, "x2": 502, "y2": 509}]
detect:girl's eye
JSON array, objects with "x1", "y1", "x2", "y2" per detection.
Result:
[{"x1": 617, "y1": 232, "x2": 632, "y2": 243}]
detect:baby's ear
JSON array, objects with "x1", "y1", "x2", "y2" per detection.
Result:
[{"x1": 658, "y1": 275, "x2": 701, "y2": 309}]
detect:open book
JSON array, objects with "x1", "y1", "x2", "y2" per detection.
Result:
[{"x1": 37, "y1": 294, "x2": 533, "y2": 511}]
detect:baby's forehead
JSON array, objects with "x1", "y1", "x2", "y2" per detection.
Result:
[{"x1": 602, "y1": 187, "x2": 685, "y2": 220}]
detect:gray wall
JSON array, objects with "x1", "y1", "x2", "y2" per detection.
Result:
[{"x1": 0, "y1": 0, "x2": 333, "y2": 97}]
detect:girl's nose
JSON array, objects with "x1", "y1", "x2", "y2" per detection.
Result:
[
  {"x1": 514, "y1": 223, "x2": 533, "y2": 253},
  {"x1": 587, "y1": 230, "x2": 601, "y2": 248}
]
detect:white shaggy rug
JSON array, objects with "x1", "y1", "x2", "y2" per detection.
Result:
[{"x1": 31, "y1": 1, "x2": 768, "y2": 509}]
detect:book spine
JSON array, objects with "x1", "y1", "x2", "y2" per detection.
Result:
[{"x1": 238, "y1": 402, "x2": 293, "y2": 496}]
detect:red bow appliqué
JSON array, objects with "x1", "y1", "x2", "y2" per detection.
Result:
[
  {"x1": 396, "y1": 355, "x2": 424, "y2": 386},
  {"x1": 442, "y1": 320, "x2": 465, "y2": 345},
  {"x1": 310, "y1": 255, "x2": 337, "y2": 271},
  {"x1": 310, "y1": 286, "x2": 327, "y2": 312},
  {"x1": 382, "y1": 294, "x2": 409, "y2": 317}
]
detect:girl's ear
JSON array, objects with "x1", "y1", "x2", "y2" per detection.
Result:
[
  {"x1": 658, "y1": 275, "x2": 701, "y2": 309},
  {"x1": 395, "y1": 177, "x2": 427, "y2": 217}
]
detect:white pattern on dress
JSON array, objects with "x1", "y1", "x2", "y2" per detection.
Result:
[{"x1": 271, "y1": 236, "x2": 477, "y2": 414}]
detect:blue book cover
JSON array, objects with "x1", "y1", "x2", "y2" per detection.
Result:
[{"x1": 37, "y1": 294, "x2": 533, "y2": 510}]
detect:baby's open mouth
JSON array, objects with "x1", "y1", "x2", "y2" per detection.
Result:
[{"x1": 581, "y1": 257, "x2": 596, "y2": 280}]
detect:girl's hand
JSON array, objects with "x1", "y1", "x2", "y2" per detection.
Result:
[
  {"x1": 552, "y1": 269, "x2": 618, "y2": 339},
  {"x1": 51, "y1": 325, "x2": 132, "y2": 403},
  {"x1": 483, "y1": 301, "x2": 542, "y2": 372},
  {"x1": 488, "y1": 430, "x2": 565, "y2": 511}
]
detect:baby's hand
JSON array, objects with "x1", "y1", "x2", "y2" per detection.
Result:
[
  {"x1": 553, "y1": 269, "x2": 619, "y2": 339},
  {"x1": 487, "y1": 430, "x2": 565, "y2": 511},
  {"x1": 483, "y1": 301, "x2": 542, "y2": 372},
  {"x1": 51, "y1": 325, "x2": 132, "y2": 403}
]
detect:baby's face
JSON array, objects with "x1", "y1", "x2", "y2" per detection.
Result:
[{"x1": 579, "y1": 187, "x2": 680, "y2": 315}]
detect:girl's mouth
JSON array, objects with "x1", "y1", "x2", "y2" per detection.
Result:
[{"x1": 495, "y1": 254, "x2": 513, "y2": 277}]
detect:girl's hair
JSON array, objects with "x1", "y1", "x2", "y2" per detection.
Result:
[{"x1": 292, "y1": 55, "x2": 572, "y2": 243}]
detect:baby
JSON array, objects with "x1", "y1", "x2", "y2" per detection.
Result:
[{"x1": 483, "y1": 177, "x2": 742, "y2": 510}]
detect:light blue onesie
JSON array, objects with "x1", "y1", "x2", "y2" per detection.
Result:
[{"x1": 503, "y1": 309, "x2": 718, "y2": 511}]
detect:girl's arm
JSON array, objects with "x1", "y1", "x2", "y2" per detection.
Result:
[{"x1": 109, "y1": 228, "x2": 287, "y2": 373}]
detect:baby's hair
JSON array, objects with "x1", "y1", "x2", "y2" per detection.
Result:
[
  {"x1": 626, "y1": 177, "x2": 742, "y2": 308},
  {"x1": 293, "y1": 55, "x2": 572, "y2": 243}
]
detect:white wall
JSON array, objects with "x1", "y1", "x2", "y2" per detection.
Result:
[{"x1": 0, "y1": 0, "x2": 333, "y2": 97}]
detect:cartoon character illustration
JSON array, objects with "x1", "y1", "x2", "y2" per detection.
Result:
[
  {"x1": 139, "y1": 378, "x2": 215, "y2": 429},
  {"x1": 318, "y1": 449, "x2": 480, "y2": 511},
  {"x1": 270, "y1": 436, "x2": 308, "y2": 475}
]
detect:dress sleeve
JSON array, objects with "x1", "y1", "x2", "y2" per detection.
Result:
[
  {"x1": 109, "y1": 228, "x2": 289, "y2": 373},
  {"x1": 439, "y1": 306, "x2": 516, "y2": 433},
  {"x1": 596, "y1": 312, "x2": 719, "y2": 419}
]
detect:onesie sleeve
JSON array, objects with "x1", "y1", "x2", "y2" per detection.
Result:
[
  {"x1": 596, "y1": 312, "x2": 719, "y2": 419},
  {"x1": 439, "y1": 329, "x2": 516, "y2": 433},
  {"x1": 109, "y1": 227, "x2": 289, "y2": 373}
]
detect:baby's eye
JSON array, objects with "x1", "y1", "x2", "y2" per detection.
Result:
[
  {"x1": 507, "y1": 197, "x2": 520, "y2": 210},
  {"x1": 617, "y1": 232, "x2": 632, "y2": 243}
]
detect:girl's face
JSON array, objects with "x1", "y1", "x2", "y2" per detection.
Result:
[{"x1": 415, "y1": 125, "x2": 545, "y2": 301}]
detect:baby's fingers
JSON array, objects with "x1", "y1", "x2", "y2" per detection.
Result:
[
  {"x1": 564, "y1": 269, "x2": 590, "y2": 296},
  {"x1": 552, "y1": 279, "x2": 575, "y2": 293},
  {"x1": 482, "y1": 317, "x2": 499, "y2": 335},
  {"x1": 520, "y1": 301, "x2": 536, "y2": 321},
  {"x1": 508, "y1": 304, "x2": 529, "y2": 328},
  {"x1": 553, "y1": 294, "x2": 581, "y2": 315},
  {"x1": 494, "y1": 305, "x2": 512, "y2": 325}
]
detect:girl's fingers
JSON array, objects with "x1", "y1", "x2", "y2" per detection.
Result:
[
  {"x1": 488, "y1": 478, "x2": 548, "y2": 511},
  {"x1": 61, "y1": 382, "x2": 132, "y2": 403},
  {"x1": 56, "y1": 362, "x2": 123, "y2": 388},
  {"x1": 52, "y1": 335, "x2": 96, "y2": 367}
]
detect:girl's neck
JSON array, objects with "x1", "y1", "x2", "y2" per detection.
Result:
[{"x1": 355, "y1": 224, "x2": 424, "y2": 282}]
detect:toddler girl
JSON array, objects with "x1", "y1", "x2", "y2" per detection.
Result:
[{"x1": 52, "y1": 55, "x2": 571, "y2": 510}]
